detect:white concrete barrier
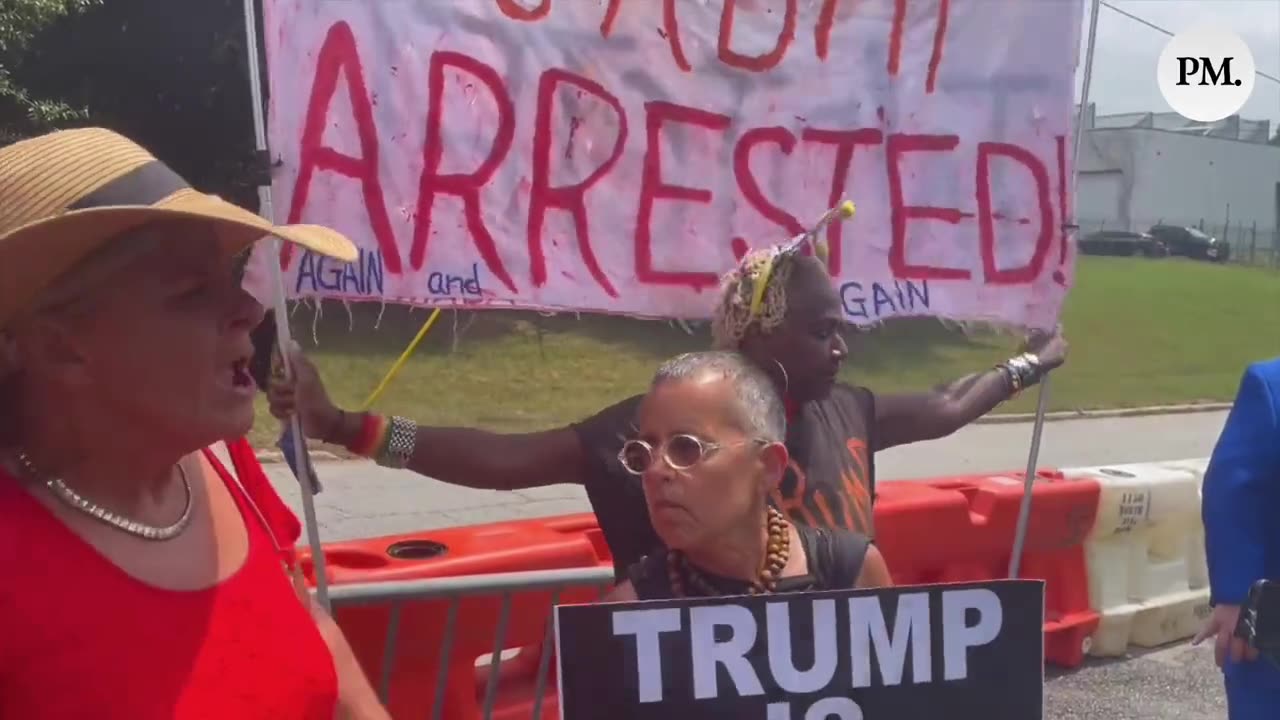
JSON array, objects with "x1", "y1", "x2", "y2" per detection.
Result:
[{"x1": 1062, "y1": 459, "x2": 1211, "y2": 657}]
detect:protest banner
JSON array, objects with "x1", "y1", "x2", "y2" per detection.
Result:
[
  {"x1": 554, "y1": 579, "x2": 1044, "y2": 719},
  {"x1": 246, "y1": 0, "x2": 1083, "y2": 330}
]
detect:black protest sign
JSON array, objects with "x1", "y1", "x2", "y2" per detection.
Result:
[{"x1": 554, "y1": 580, "x2": 1044, "y2": 720}]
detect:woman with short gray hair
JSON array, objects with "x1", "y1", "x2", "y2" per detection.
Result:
[{"x1": 606, "y1": 351, "x2": 892, "y2": 601}]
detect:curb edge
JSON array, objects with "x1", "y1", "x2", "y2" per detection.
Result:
[{"x1": 972, "y1": 402, "x2": 1232, "y2": 425}]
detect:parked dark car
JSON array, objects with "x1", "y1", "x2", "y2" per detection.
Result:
[
  {"x1": 1146, "y1": 225, "x2": 1230, "y2": 262},
  {"x1": 1078, "y1": 230, "x2": 1169, "y2": 258}
]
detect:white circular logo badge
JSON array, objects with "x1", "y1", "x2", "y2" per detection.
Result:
[{"x1": 1157, "y1": 25, "x2": 1255, "y2": 123}]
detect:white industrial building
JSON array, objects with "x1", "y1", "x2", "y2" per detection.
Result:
[{"x1": 1075, "y1": 104, "x2": 1280, "y2": 260}]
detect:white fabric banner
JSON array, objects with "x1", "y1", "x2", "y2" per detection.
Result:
[{"x1": 246, "y1": 0, "x2": 1083, "y2": 329}]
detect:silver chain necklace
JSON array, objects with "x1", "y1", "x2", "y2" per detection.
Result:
[{"x1": 15, "y1": 452, "x2": 194, "y2": 541}]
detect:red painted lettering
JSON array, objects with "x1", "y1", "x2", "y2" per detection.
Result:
[
  {"x1": 821, "y1": 0, "x2": 931, "y2": 84},
  {"x1": 815, "y1": 0, "x2": 838, "y2": 60},
  {"x1": 496, "y1": 0, "x2": 550, "y2": 22},
  {"x1": 886, "y1": 133, "x2": 971, "y2": 280},
  {"x1": 976, "y1": 142, "x2": 1054, "y2": 285},
  {"x1": 927, "y1": 0, "x2": 951, "y2": 93},
  {"x1": 733, "y1": 127, "x2": 804, "y2": 247},
  {"x1": 600, "y1": 0, "x2": 623, "y2": 36},
  {"x1": 412, "y1": 51, "x2": 517, "y2": 293},
  {"x1": 718, "y1": 0, "x2": 797, "y2": 72},
  {"x1": 282, "y1": 21, "x2": 401, "y2": 273},
  {"x1": 604, "y1": 0, "x2": 688, "y2": 70},
  {"x1": 662, "y1": 0, "x2": 692, "y2": 72},
  {"x1": 802, "y1": 127, "x2": 884, "y2": 275},
  {"x1": 635, "y1": 101, "x2": 731, "y2": 289},
  {"x1": 888, "y1": 0, "x2": 907, "y2": 76},
  {"x1": 528, "y1": 68, "x2": 627, "y2": 297}
]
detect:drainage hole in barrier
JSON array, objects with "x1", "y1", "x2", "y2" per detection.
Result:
[{"x1": 386, "y1": 539, "x2": 448, "y2": 560}]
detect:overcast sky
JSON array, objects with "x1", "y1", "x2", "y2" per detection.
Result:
[{"x1": 1079, "y1": 0, "x2": 1280, "y2": 129}]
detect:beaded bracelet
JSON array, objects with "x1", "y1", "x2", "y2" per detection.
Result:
[{"x1": 997, "y1": 352, "x2": 1043, "y2": 396}]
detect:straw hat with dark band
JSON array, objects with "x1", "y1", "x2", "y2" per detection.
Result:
[{"x1": 0, "y1": 127, "x2": 358, "y2": 327}]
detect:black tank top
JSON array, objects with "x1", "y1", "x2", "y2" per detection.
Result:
[{"x1": 626, "y1": 524, "x2": 871, "y2": 601}]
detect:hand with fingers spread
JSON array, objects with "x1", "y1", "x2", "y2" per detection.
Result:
[
  {"x1": 266, "y1": 342, "x2": 345, "y2": 443},
  {"x1": 1194, "y1": 603, "x2": 1259, "y2": 668}
]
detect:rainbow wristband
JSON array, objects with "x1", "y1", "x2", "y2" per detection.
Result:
[{"x1": 347, "y1": 413, "x2": 388, "y2": 458}]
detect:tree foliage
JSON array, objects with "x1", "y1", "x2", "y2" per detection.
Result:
[
  {"x1": 2, "y1": 0, "x2": 262, "y2": 208},
  {"x1": 0, "y1": 0, "x2": 102, "y2": 142}
]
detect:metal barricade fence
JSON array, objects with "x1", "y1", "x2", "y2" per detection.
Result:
[{"x1": 325, "y1": 566, "x2": 616, "y2": 720}]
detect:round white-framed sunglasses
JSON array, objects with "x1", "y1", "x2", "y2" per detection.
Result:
[{"x1": 617, "y1": 433, "x2": 768, "y2": 476}]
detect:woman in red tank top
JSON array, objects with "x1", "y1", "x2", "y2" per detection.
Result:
[{"x1": 0, "y1": 128, "x2": 388, "y2": 719}]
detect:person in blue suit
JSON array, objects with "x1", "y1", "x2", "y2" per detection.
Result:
[{"x1": 1195, "y1": 358, "x2": 1280, "y2": 718}]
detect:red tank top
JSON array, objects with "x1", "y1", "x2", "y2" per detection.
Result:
[{"x1": 0, "y1": 440, "x2": 338, "y2": 719}]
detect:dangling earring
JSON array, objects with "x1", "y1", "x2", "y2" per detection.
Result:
[{"x1": 772, "y1": 359, "x2": 790, "y2": 395}]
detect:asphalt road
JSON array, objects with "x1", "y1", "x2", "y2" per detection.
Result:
[
  {"x1": 1045, "y1": 642, "x2": 1223, "y2": 719},
  {"x1": 263, "y1": 409, "x2": 1234, "y2": 718}
]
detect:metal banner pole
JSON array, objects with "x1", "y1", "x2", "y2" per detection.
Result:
[
  {"x1": 1008, "y1": 0, "x2": 1101, "y2": 579},
  {"x1": 239, "y1": 0, "x2": 331, "y2": 609}
]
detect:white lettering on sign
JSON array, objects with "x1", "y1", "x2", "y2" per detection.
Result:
[
  {"x1": 611, "y1": 607, "x2": 682, "y2": 703},
  {"x1": 849, "y1": 592, "x2": 932, "y2": 687},
  {"x1": 767, "y1": 697, "x2": 864, "y2": 720},
  {"x1": 767, "y1": 599, "x2": 838, "y2": 694},
  {"x1": 942, "y1": 588, "x2": 1004, "y2": 681},
  {"x1": 690, "y1": 605, "x2": 765, "y2": 700},
  {"x1": 611, "y1": 587, "x2": 1009, "y2": 705},
  {"x1": 248, "y1": 0, "x2": 1084, "y2": 330}
]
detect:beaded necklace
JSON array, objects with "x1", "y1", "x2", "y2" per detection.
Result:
[{"x1": 666, "y1": 507, "x2": 791, "y2": 597}]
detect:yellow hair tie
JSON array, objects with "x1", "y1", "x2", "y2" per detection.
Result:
[
  {"x1": 747, "y1": 254, "x2": 778, "y2": 321},
  {"x1": 744, "y1": 200, "x2": 856, "y2": 322}
]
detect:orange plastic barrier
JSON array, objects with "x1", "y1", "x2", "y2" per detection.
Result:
[
  {"x1": 872, "y1": 472, "x2": 1102, "y2": 667},
  {"x1": 297, "y1": 513, "x2": 608, "y2": 586},
  {"x1": 301, "y1": 515, "x2": 609, "y2": 720}
]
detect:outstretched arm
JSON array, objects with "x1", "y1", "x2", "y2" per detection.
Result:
[
  {"x1": 873, "y1": 328, "x2": 1067, "y2": 450},
  {"x1": 267, "y1": 345, "x2": 627, "y2": 491},
  {"x1": 326, "y1": 416, "x2": 586, "y2": 491}
]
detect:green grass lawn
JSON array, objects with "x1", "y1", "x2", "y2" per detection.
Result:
[{"x1": 249, "y1": 256, "x2": 1280, "y2": 449}]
